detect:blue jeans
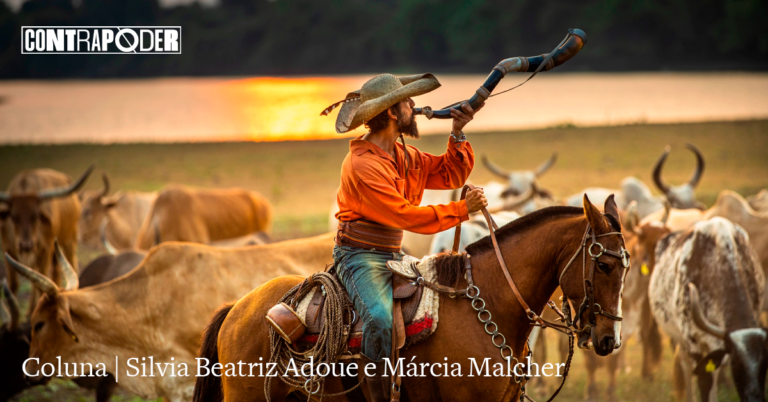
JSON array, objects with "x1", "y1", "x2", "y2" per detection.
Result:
[{"x1": 333, "y1": 245, "x2": 403, "y2": 362}]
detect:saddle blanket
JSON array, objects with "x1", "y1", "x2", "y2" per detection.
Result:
[{"x1": 294, "y1": 254, "x2": 441, "y2": 354}]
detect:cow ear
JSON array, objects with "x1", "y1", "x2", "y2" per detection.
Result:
[
  {"x1": 100, "y1": 193, "x2": 121, "y2": 209},
  {"x1": 694, "y1": 350, "x2": 728, "y2": 376},
  {"x1": 583, "y1": 194, "x2": 610, "y2": 233}
]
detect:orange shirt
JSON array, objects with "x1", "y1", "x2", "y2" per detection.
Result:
[{"x1": 336, "y1": 135, "x2": 474, "y2": 235}]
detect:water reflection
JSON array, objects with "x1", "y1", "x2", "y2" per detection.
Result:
[{"x1": 0, "y1": 73, "x2": 766, "y2": 144}]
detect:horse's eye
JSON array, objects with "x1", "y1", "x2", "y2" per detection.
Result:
[
  {"x1": 597, "y1": 261, "x2": 611, "y2": 273},
  {"x1": 34, "y1": 322, "x2": 44, "y2": 333}
]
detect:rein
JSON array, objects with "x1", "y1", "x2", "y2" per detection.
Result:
[{"x1": 445, "y1": 184, "x2": 629, "y2": 402}]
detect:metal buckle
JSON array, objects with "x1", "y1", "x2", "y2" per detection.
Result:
[
  {"x1": 304, "y1": 378, "x2": 321, "y2": 394},
  {"x1": 620, "y1": 249, "x2": 630, "y2": 268},
  {"x1": 588, "y1": 242, "x2": 604, "y2": 258}
]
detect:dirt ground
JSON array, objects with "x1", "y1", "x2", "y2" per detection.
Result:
[{"x1": 2, "y1": 119, "x2": 766, "y2": 401}]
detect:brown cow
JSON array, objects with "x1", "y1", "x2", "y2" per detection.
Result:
[
  {"x1": 0, "y1": 167, "x2": 92, "y2": 314},
  {"x1": 747, "y1": 189, "x2": 768, "y2": 212},
  {"x1": 134, "y1": 185, "x2": 273, "y2": 250},
  {"x1": 1, "y1": 248, "x2": 144, "y2": 402},
  {"x1": 78, "y1": 173, "x2": 156, "y2": 251},
  {"x1": 5, "y1": 233, "x2": 334, "y2": 401}
]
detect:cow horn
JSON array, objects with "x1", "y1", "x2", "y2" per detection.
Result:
[
  {"x1": 99, "y1": 172, "x2": 110, "y2": 198},
  {"x1": 652, "y1": 146, "x2": 671, "y2": 195},
  {"x1": 481, "y1": 155, "x2": 511, "y2": 179},
  {"x1": 487, "y1": 184, "x2": 536, "y2": 214},
  {"x1": 686, "y1": 143, "x2": 705, "y2": 189},
  {"x1": 54, "y1": 241, "x2": 79, "y2": 292},
  {"x1": 688, "y1": 283, "x2": 726, "y2": 340},
  {"x1": 1, "y1": 279, "x2": 20, "y2": 331},
  {"x1": 660, "y1": 201, "x2": 671, "y2": 225},
  {"x1": 100, "y1": 219, "x2": 118, "y2": 255},
  {"x1": 626, "y1": 201, "x2": 642, "y2": 235},
  {"x1": 4, "y1": 253, "x2": 58, "y2": 298},
  {"x1": 534, "y1": 152, "x2": 558, "y2": 177},
  {"x1": 37, "y1": 165, "x2": 94, "y2": 201}
]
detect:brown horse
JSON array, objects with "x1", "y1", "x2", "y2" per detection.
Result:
[{"x1": 195, "y1": 195, "x2": 628, "y2": 402}]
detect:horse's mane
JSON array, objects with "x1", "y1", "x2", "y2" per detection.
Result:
[{"x1": 435, "y1": 206, "x2": 608, "y2": 288}]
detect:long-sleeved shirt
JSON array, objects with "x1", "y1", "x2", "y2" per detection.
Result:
[{"x1": 335, "y1": 135, "x2": 474, "y2": 235}]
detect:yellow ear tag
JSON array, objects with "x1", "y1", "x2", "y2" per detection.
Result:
[
  {"x1": 705, "y1": 359, "x2": 716, "y2": 373},
  {"x1": 641, "y1": 263, "x2": 650, "y2": 276}
]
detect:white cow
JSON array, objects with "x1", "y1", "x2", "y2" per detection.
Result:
[{"x1": 649, "y1": 218, "x2": 766, "y2": 402}]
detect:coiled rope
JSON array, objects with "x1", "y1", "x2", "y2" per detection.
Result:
[{"x1": 265, "y1": 271, "x2": 362, "y2": 401}]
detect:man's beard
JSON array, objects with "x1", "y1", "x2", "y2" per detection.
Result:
[{"x1": 397, "y1": 111, "x2": 419, "y2": 139}]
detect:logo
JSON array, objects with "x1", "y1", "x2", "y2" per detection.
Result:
[{"x1": 21, "y1": 26, "x2": 181, "y2": 54}]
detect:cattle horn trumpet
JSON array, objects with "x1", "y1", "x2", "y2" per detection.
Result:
[
  {"x1": 4, "y1": 253, "x2": 58, "y2": 298},
  {"x1": 37, "y1": 165, "x2": 95, "y2": 201},
  {"x1": 1, "y1": 279, "x2": 20, "y2": 331},
  {"x1": 414, "y1": 29, "x2": 587, "y2": 119},
  {"x1": 688, "y1": 283, "x2": 726, "y2": 340},
  {"x1": 55, "y1": 240, "x2": 79, "y2": 292}
]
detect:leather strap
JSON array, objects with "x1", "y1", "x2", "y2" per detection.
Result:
[
  {"x1": 451, "y1": 184, "x2": 498, "y2": 254},
  {"x1": 452, "y1": 184, "x2": 540, "y2": 323}
]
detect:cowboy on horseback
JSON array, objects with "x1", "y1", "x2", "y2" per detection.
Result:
[{"x1": 325, "y1": 73, "x2": 487, "y2": 401}]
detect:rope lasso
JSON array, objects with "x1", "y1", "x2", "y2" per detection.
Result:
[{"x1": 265, "y1": 272, "x2": 362, "y2": 401}]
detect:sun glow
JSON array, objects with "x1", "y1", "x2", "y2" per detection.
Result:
[{"x1": 223, "y1": 77, "x2": 367, "y2": 141}]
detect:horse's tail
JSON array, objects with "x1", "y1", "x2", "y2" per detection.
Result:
[{"x1": 193, "y1": 303, "x2": 234, "y2": 402}]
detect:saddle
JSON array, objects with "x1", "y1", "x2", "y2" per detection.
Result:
[
  {"x1": 304, "y1": 259, "x2": 424, "y2": 337},
  {"x1": 266, "y1": 255, "x2": 437, "y2": 354}
]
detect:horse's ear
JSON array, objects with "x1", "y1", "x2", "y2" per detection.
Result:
[
  {"x1": 583, "y1": 194, "x2": 610, "y2": 232},
  {"x1": 604, "y1": 194, "x2": 621, "y2": 228}
]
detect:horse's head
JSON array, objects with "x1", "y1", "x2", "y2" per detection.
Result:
[{"x1": 562, "y1": 194, "x2": 629, "y2": 357}]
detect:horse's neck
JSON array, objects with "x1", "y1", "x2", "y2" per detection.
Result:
[{"x1": 470, "y1": 215, "x2": 584, "y2": 350}]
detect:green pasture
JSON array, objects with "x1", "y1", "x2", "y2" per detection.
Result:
[{"x1": 2, "y1": 119, "x2": 767, "y2": 401}]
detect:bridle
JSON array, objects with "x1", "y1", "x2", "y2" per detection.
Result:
[
  {"x1": 447, "y1": 184, "x2": 630, "y2": 401},
  {"x1": 558, "y1": 223, "x2": 629, "y2": 335},
  {"x1": 452, "y1": 184, "x2": 628, "y2": 331}
]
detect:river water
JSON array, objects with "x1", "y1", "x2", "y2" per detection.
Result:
[{"x1": 1, "y1": 72, "x2": 767, "y2": 144}]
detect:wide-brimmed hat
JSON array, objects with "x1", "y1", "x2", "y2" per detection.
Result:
[{"x1": 320, "y1": 73, "x2": 441, "y2": 134}]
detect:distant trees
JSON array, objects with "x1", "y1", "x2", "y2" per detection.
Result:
[{"x1": 1, "y1": 0, "x2": 766, "y2": 78}]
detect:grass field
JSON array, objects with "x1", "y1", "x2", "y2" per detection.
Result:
[{"x1": 2, "y1": 119, "x2": 767, "y2": 401}]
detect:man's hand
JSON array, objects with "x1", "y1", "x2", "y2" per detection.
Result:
[
  {"x1": 450, "y1": 101, "x2": 485, "y2": 134},
  {"x1": 466, "y1": 188, "x2": 488, "y2": 213}
]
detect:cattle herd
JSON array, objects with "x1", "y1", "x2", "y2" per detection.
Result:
[{"x1": 0, "y1": 143, "x2": 767, "y2": 402}]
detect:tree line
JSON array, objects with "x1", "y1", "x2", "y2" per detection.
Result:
[{"x1": 1, "y1": 0, "x2": 766, "y2": 78}]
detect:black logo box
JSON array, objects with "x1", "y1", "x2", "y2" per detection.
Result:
[{"x1": 21, "y1": 26, "x2": 182, "y2": 54}]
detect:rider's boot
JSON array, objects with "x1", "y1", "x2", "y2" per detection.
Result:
[{"x1": 362, "y1": 357, "x2": 390, "y2": 402}]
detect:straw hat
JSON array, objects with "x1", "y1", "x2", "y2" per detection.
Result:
[{"x1": 320, "y1": 73, "x2": 441, "y2": 134}]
